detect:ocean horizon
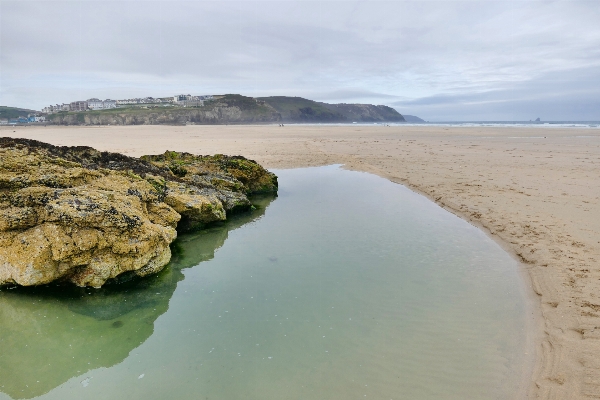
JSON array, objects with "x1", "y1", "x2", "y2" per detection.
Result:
[{"x1": 297, "y1": 121, "x2": 600, "y2": 128}]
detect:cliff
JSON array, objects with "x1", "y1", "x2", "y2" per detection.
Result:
[
  {"x1": 47, "y1": 94, "x2": 281, "y2": 126},
  {"x1": 258, "y1": 96, "x2": 405, "y2": 123},
  {"x1": 0, "y1": 137, "x2": 277, "y2": 288},
  {"x1": 319, "y1": 102, "x2": 405, "y2": 122},
  {"x1": 45, "y1": 94, "x2": 404, "y2": 125}
]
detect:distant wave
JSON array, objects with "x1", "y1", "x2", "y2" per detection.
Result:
[{"x1": 297, "y1": 121, "x2": 600, "y2": 129}]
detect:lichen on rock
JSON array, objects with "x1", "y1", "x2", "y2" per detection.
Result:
[{"x1": 0, "y1": 138, "x2": 277, "y2": 288}]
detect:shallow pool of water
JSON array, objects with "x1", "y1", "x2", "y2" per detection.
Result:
[{"x1": 0, "y1": 165, "x2": 529, "y2": 399}]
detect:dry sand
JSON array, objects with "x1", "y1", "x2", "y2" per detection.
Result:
[{"x1": 3, "y1": 124, "x2": 600, "y2": 399}]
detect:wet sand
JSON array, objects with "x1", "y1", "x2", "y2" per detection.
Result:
[{"x1": 3, "y1": 124, "x2": 599, "y2": 399}]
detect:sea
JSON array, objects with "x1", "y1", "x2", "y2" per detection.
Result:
[{"x1": 304, "y1": 121, "x2": 600, "y2": 129}]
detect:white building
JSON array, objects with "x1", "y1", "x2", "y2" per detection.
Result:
[
  {"x1": 87, "y1": 98, "x2": 103, "y2": 110},
  {"x1": 88, "y1": 98, "x2": 117, "y2": 110},
  {"x1": 173, "y1": 94, "x2": 204, "y2": 107},
  {"x1": 116, "y1": 99, "x2": 136, "y2": 105},
  {"x1": 42, "y1": 104, "x2": 71, "y2": 114},
  {"x1": 103, "y1": 99, "x2": 117, "y2": 109},
  {"x1": 34, "y1": 116, "x2": 46, "y2": 122}
]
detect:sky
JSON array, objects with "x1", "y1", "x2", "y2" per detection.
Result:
[{"x1": 1, "y1": 0, "x2": 599, "y2": 121}]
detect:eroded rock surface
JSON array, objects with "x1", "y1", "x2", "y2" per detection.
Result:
[{"x1": 0, "y1": 137, "x2": 277, "y2": 287}]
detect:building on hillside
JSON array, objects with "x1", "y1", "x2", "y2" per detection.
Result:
[
  {"x1": 157, "y1": 97, "x2": 175, "y2": 103},
  {"x1": 174, "y1": 94, "x2": 191, "y2": 102},
  {"x1": 87, "y1": 98, "x2": 103, "y2": 110},
  {"x1": 43, "y1": 104, "x2": 68, "y2": 114},
  {"x1": 87, "y1": 98, "x2": 117, "y2": 110},
  {"x1": 47, "y1": 104, "x2": 61, "y2": 113},
  {"x1": 27, "y1": 115, "x2": 45, "y2": 123},
  {"x1": 116, "y1": 98, "x2": 144, "y2": 106},
  {"x1": 173, "y1": 94, "x2": 203, "y2": 107},
  {"x1": 141, "y1": 97, "x2": 162, "y2": 104},
  {"x1": 0, "y1": 119, "x2": 8, "y2": 125},
  {"x1": 70, "y1": 101, "x2": 88, "y2": 112}
]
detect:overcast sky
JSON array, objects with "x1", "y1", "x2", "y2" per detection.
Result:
[{"x1": 1, "y1": 0, "x2": 599, "y2": 121}]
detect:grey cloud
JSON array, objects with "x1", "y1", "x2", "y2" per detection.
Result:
[
  {"x1": 393, "y1": 66, "x2": 600, "y2": 121},
  {"x1": 1, "y1": 1, "x2": 599, "y2": 120}
]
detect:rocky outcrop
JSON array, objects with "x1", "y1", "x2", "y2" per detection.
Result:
[
  {"x1": 0, "y1": 138, "x2": 277, "y2": 288},
  {"x1": 0, "y1": 194, "x2": 275, "y2": 399}
]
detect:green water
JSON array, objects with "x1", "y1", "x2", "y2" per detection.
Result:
[{"x1": 0, "y1": 166, "x2": 529, "y2": 399}]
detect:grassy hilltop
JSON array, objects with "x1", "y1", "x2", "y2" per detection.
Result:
[
  {"x1": 0, "y1": 106, "x2": 37, "y2": 120},
  {"x1": 256, "y1": 96, "x2": 346, "y2": 122},
  {"x1": 257, "y1": 96, "x2": 405, "y2": 123}
]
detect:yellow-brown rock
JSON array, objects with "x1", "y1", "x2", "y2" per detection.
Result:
[{"x1": 0, "y1": 138, "x2": 277, "y2": 288}]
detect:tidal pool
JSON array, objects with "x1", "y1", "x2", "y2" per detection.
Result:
[{"x1": 0, "y1": 165, "x2": 529, "y2": 399}]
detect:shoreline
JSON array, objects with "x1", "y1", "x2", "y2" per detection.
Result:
[{"x1": 2, "y1": 124, "x2": 599, "y2": 399}]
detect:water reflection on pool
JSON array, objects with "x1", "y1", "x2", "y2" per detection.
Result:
[{"x1": 0, "y1": 166, "x2": 529, "y2": 400}]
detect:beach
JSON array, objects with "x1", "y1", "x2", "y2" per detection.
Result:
[{"x1": 3, "y1": 124, "x2": 599, "y2": 399}]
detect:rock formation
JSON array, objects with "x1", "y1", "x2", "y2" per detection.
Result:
[
  {"x1": 0, "y1": 194, "x2": 275, "y2": 399},
  {"x1": 0, "y1": 138, "x2": 277, "y2": 288}
]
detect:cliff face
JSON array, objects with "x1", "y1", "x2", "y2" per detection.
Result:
[
  {"x1": 257, "y1": 96, "x2": 347, "y2": 122},
  {"x1": 0, "y1": 138, "x2": 277, "y2": 288},
  {"x1": 319, "y1": 103, "x2": 405, "y2": 122},
  {"x1": 49, "y1": 105, "x2": 280, "y2": 126},
  {"x1": 259, "y1": 96, "x2": 405, "y2": 123},
  {"x1": 45, "y1": 94, "x2": 404, "y2": 125}
]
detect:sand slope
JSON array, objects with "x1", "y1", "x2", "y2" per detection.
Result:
[{"x1": 3, "y1": 124, "x2": 599, "y2": 399}]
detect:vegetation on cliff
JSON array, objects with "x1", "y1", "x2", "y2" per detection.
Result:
[
  {"x1": 47, "y1": 94, "x2": 280, "y2": 126},
  {"x1": 319, "y1": 102, "x2": 405, "y2": 122},
  {"x1": 44, "y1": 94, "x2": 404, "y2": 125},
  {"x1": 257, "y1": 96, "x2": 347, "y2": 122},
  {"x1": 0, "y1": 137, "x2": 277, "y2": 288},
  {"x1": 258, "y1": 96, "x2": 405, "y2": 122},
  {"x1": 0, "y1": 106, "x2": 37, "y2": 120}
]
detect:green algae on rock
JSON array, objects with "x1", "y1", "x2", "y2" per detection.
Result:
[
  {"x1": 0, "y1": 137, "x2": 277, "y2": 288},
  {"x1": 140, "y1": 151, "x2": 279, "y2": 195},
  {"x1": 0, "y1": 195, "x2": 276, "y2": 399}
]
